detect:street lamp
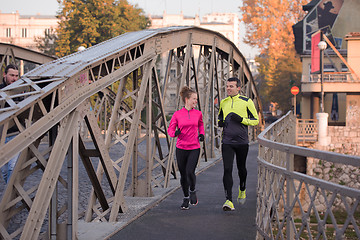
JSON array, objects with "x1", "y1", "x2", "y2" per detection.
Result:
[{"x1": 318, "y1": 40, "x2": 327, "y2": 112}]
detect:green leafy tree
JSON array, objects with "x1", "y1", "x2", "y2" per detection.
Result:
[
  {"x1": 240, "y1": 0, "x2": 307, "y2": 113},
  {"x1": 56, "y1": 0, "x2": 150, "y2": 57},
  {"x1": 34, "y1": 28, "x2": 58, "y2": 57}
]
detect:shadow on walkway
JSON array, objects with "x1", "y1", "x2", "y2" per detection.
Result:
[{"x1": 108, "y1": 143, "x2": 258, "y2": 240}]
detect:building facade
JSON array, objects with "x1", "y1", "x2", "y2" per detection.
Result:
[
  {"x1": 0, "y1": 11, "x2": 58, "y2": 50},
  {"x1": 293, "y1": 0, "x2": 360, "y2": 126}
]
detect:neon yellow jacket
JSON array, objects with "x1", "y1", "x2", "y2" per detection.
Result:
[{"x1": 218, "y1": 94, "x2": 259, "y2": 144}]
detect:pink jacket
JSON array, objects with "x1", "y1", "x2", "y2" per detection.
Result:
[{"x1": 168, "y1": 107, "x2": 205, "y2": 150}]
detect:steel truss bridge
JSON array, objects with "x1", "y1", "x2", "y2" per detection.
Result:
[{"x1": 0, "y1": 27, "x2": 263, "y2": 239}]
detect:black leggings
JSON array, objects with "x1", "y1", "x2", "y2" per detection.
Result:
[
  {"x1": 221, "y1": 144, "x2": 249, "y2": 201},
  {"x1": 176, "y1": 148, "x2": 200, "y2": 197}
]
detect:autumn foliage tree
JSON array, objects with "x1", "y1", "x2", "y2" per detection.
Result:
[
  {"x1": 56, "y1": 0, "x2": 150, "y2": 57},
  {"x1": 240, "y1": 0, "x2": 308, "y2": 113}
]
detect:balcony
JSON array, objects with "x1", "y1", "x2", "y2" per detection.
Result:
[
  {"x1": 301, "y1": 72, "x2": 360, "y2": 93},
  {"x1": 302, "y1": 72, "x2": 358, "y2": 83}
]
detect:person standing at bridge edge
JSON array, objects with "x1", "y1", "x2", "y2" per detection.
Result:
[
  {"x1": 218, "y1": 77, "x2": 259, "y2": 211},
  {"x1": 0, "y1": 64, "x2": 20, "y2": 183},
  {"x1": 168, "y1": 86, "x2": 205, "y2": 210}
]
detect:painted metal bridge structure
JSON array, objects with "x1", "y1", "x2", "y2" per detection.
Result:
[{"x1": 0, "y1": 27, "x2": 263, "y2": 239}]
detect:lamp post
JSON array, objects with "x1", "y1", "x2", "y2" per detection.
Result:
[
  {"x1": 316, "y1": 39, "x2": 329, "y2": 146},
  {"x1": 318, "y1": 40, "x2": 327, "y2": 112}
]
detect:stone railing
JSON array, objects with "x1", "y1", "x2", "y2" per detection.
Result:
[{"x1": 256, "y1": 111, "x2": 360, "y2": 239}]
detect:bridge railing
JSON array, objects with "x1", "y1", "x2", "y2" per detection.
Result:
[{"x1": 257, "y1": 111, "x2": 360, "y2": 239}]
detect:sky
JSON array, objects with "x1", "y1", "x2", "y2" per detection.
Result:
[
  {"x1": 1, "y1": 0, "x2": 259, "y2": 58},
  {"x1": 1, "y1": 0, "x2": 241, "y2": 18}
]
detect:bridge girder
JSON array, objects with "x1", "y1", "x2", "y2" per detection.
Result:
[
  {"x1": 0, "y1": 26, "x2": 263, "y2": 239},
  {"x1": 0, "y1": 42, "x2": 56, "y2": 81}
]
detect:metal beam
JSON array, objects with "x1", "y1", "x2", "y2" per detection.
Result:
[{"x1": 0, "y1": 43, "x2": 56, "y2": 64}]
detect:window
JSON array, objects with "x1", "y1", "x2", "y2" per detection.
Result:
[
  {"x1": 6, "y1": 28, "x2": 12, "y2": 38},
  {"x1": 324, "y1": 64, "x2": 335, "y2": 72},
  {"x1": 45, "y1": 28, "x2": 51, "y2": 36},
  {"x1": 22, "y1": 28, "x2": 27, "y2": 38},
  {"x1": 170, "y1": 69, "x2": 176, "y2": 79},
  {"x1": 334, "y1": 38, "x2": 343, "y2": 49},
  {"x1": 341, "y1": 63, "x2": 348, "y2": 72}
]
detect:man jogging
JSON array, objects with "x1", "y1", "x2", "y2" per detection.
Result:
[{"x1": 218, "y1": 77, "x2": 259, "y2": 211}]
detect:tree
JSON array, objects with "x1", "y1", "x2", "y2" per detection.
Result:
[
  {"x1": 56, "y1": 0, "x2": 150, "y2": 57},
  {"x1": 269, "y1": 49, "x2": 302, "y2": 113},
  {"x1": 240, "y1": 0, "x2": 307, "y2": 113},
  {"x1": 34, "y1": 28, "x2": 58, "y2": 57}
]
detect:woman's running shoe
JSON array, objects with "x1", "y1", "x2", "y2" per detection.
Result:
[
  {"x1": 190, "y1": 190, "x2": 198, "y2": 205},
  {"x1": 181, "y1": 197, "x2": 190, "y2": 210}
]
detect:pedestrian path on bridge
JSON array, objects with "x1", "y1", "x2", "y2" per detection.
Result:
[{"x1": 100, "y1": 143, "x2": 259, "y2": 240}]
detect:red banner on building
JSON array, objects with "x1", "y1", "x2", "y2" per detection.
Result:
[{"x1": 311, "y1": 31, "x2": 321, "y2": 73}]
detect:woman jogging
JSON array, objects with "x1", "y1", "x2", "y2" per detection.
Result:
[{"x1": 168, "y1": 86, "x2": 205, "y2": 210}]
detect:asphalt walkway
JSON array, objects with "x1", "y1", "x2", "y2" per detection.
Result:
[{"x1": 107, "y1": 143, "x2": 258, "y2": 240}]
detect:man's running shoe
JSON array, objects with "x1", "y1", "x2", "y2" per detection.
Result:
[
  {"x1": 181, "y1": 197, "x2": 190, "y2": 210},
  {"x1": 237, "y1": 188, "x2": 246, "y2": 204},
  {"x1": 190, "y1": 190, "x2": 198, "y2": 205},
  {"x1": 222, "y1": 200, "x2": 235, "y2": 211}
]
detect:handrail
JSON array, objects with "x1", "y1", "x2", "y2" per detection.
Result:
[
  {"x1": 259, "y1": 114, "x2": 360, "y2": 166},
  {"x1": 256, "y1": 111, "x2": 360, "y2": 239}
]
